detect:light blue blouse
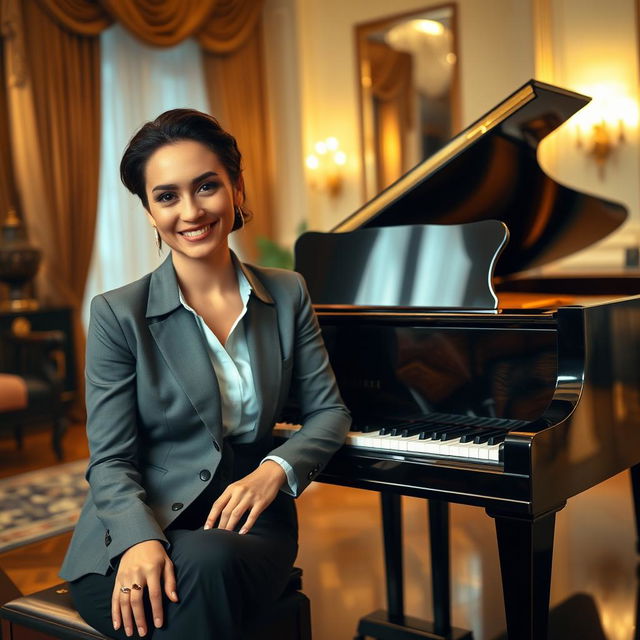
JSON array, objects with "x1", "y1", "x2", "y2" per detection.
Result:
[{"x1": 178, "y1": 266, "x2": 297, "y2": 495}]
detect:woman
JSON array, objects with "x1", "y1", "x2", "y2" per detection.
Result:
[{"x1": 59, "y1": 109, "x2": 351, "y2": 639}]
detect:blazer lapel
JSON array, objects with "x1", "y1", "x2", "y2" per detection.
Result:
[
  {"x1": 146, "y1": 256, "x2": 223, "y2": 441},
  {"x1": 236, "y1": 260, "x2": 282, "y2": 433}
]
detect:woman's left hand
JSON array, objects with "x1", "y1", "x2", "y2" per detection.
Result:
[{"x1": 204, "y1": 460, "x2": 287, "y2": 534}]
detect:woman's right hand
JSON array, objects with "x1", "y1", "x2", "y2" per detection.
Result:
[{"x1": 112, "y1": 539, "x2": 178, "y2": 637}]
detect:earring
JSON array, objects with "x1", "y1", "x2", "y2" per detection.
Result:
[
  {"x1": 233, "y1": 205, "x2": 246, "y2": 231},
  {"x1": 154, "y1": 227, "x2": 163, "y2": 254}
]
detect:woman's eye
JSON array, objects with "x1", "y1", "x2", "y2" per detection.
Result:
[
  {"x1": 156, "y1": 192, "x2": 175, "y2": 203},
  {"x1": 199, "y1": 181, "x2": 219, "y2": 194}
]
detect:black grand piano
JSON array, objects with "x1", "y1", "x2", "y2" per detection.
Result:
[{"x1": 276, "y1": 80, "x2": 640, "y2": 640}]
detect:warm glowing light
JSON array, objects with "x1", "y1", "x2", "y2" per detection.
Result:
[
  {"x1": 446, "y1": 52, "x2": 457, "y2": 65},
  {"x1": 334, "y1": 151, "x2": 347, "y2": 165},
  {"x1": 305, "y1": 154, "x2": 319, "y2": 170},
  {"x1": 568, "y1": 82, "x2": 638, "y2": 177},
  {"x1": 412, "y1": 19, "x2": 444, "y2": 36},
  {"x1": 307, "y1": 138, "x2": 347, "y2": 197},
  {"x1": 326, "y1": 137, "x2": 339, "y2": 151},
  {"x1": 571, "y1": 83, "x2": 639, "y2": 130}
]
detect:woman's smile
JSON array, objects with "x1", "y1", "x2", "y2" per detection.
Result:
[{"x1": 178, "y1": 222, "x2": 215, "y2": 241}]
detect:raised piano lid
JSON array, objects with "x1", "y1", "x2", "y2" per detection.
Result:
[{"x1": 331, "y1": 79, "x2": 627, "y2": 279}]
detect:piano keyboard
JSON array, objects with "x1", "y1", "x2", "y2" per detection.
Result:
[{"x1": 275, "y1": 414, "x2": 529, "y2": 464}]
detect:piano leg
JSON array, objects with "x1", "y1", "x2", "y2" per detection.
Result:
[
  {"x1": 428, "y1": 500, "x2": 451, "y2": 637},
  {"x1": 381, "y1": 492, "x2": 405, "y2": 622},
  {"x1": 630, "y1": 464, "x2": 640, "y2": 554},
  {"x1": 488, "y1": 507, "x2": 563, "y2": 640}
]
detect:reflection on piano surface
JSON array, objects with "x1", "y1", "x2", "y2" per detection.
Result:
[
  {"x1": 278, "y1": 321, "x2": 558, "y2": 465},
  {"x1": 274, "y1": 80, "x2": 640, "y2": 640}
]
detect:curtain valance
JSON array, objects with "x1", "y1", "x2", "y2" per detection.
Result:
[{"x1": 35, "y1": 0, "x2": 262, "y2": 51}]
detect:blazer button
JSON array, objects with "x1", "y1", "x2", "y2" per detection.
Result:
[
  {"x1": 307, "y1": 471, "x2": 314, "y2": 480},
  {"x1": 171, "y1": 502, "x2": 184, "y2": 511},
  {"x1": 213, "y1": 440, "x2": 220, "y2": 451},
  {"x1": 199, "y1": 469, "x2": 211, "y2": 481}
]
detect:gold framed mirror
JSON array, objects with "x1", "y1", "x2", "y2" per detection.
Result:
[{"x1": 355, "y1": 4, "x2": 460, "y2": 200}]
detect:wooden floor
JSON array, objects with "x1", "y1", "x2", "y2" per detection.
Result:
[{"x1": 1, "y1": 423, "x2": 639, "y2": 639}]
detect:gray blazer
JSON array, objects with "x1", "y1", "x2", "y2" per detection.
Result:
[{"x1": 60, "y1": 254, "x2": 351, "y2": 581}]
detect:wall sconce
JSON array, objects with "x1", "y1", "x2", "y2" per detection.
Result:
[
  {"x1": 571, "y1": 85, "x2": 638, "y2": 178},
  {"x1": 576, "y1": 118, "x2": 625, "y2": 177},
  {"x1": 305, "y1": 137, "x2": 347, "y2": 197}
]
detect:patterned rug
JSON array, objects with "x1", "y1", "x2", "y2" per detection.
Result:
[{"x1": 0, "y1": 459, "x2": 89, "y2": 554}]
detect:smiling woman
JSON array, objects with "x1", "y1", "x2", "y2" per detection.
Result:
[
  {"x1": 145, "y1": 142, "x2": 238, "y2": 264},
  {"x1": 58, "y1": 109, "x2": 351, "y2": 639}
]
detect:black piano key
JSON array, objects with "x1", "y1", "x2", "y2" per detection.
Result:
[
  {"x1": 488, "y1": 434, "x2": 506, "y2": 446},
  {"x1": 429, "y1": 425, "x2": 468, "y2": 440},
  {"x1": 460, "y1": 431, "x2": 482, "y2": 443},
  {"x1": 465, "y1": 417, "x2": 494, "y2": 427},
  {"x1": 361, "y1": 425, "x2": 380, "y2": 433},
  {"x1": 380, "y1": 421, "x2": 415, "y2": 436},
  {"x1": 473, "y1": 429, "x2": 507, "y2": 444},
  {"x1": 436, "y1": 414, "x2": 468, "y2": 425},
  {"x1": 395, "y1": 422, "x2": 439, "y2": 437},
  {"x1": 439, "y1": 427, "x2": 472, "y2": 441}
]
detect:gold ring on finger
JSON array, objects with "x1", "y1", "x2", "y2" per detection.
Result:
[
  {"x1": 120, "y1": 586, "x2": 131, "y2": 594},
  {"x1": 131, "y1": 583, "x2": 142, "y2": 591}
]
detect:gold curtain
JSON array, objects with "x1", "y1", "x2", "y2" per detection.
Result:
[
  {"x1": 23, "y1": 0, "x2": 101, "y2": 305},
  {"x1": 0, "y1": 39, "x2": 17, "y2": 302},
  {"x1": 203, "y1": 20, "x2": 272, "y2": 260},
  {"x1": 197, "y1": 0, "x2": 262, "y2": 54},
  {"x1": 34, "y1": 0, "x2": 113, "y2": 35},
  {"x1": 0, "y1": 40, "x2": 18, "y2": 221}
]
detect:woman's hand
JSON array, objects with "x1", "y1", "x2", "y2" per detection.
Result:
[
  {"x1": 112, "y1": 539, "x2": 178, "y2": 637},
  {"x1": 204, "y1": 460, "x2": 286, "y2": 534}
]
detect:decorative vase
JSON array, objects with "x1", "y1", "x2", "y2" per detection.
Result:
[{"x1": 0, "y1": 209, "x2": 41, "y2": 310}]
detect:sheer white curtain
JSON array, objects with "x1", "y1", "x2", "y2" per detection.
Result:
[{"x1": 83, "y1": 24, "x2": 210, "y2": 327}]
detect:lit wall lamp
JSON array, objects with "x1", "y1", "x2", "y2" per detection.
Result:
[
  {"x1": 572, "y1": 85, "x2": 638, "y2": 178},
  {"x1": 305, "y1": 137, "x2": 347, "y2": 197}
]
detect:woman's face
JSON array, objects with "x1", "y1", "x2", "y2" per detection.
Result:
[{"x1": 144, "y1": 139, "x2": 241, "y2": 262}]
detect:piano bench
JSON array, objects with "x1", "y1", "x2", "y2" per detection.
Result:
[{"x1": 0, "y1": 567, "x2": 312, "y2": 640}]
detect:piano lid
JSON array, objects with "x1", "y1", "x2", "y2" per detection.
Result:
[{"x1": 333, "y1": 80, "x2": 627, "y2": 277}]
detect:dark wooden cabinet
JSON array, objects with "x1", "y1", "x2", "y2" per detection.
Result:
[{"x1": 0, "y1": 307, "x2": 77, "y2": 402}]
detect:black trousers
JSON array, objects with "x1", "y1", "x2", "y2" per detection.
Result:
[{"x1": 69, "y1": 442, "x2": 298, "y2": 640}]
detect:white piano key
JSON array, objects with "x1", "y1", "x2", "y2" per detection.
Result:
[
  {"x1": 447, "y1": 440, "x2": 474, "y2": 457},
  {"x1": 487, "y1": 443, "x2": 502, "y2": 461},
  {"x1": 274, "y1": 425, "x2": 503, "y2": 465},
  {"x1": 477, "y1": 446, "x2": 490, "y2": 460}
]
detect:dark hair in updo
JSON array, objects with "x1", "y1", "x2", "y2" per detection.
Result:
[{"x1": 120, "y1": 108, "x2": 251, "y2": 229}]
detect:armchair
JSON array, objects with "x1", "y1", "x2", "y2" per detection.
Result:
[{"x1": 0, "y1": 327, "x2": 68, "y2": 459}]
